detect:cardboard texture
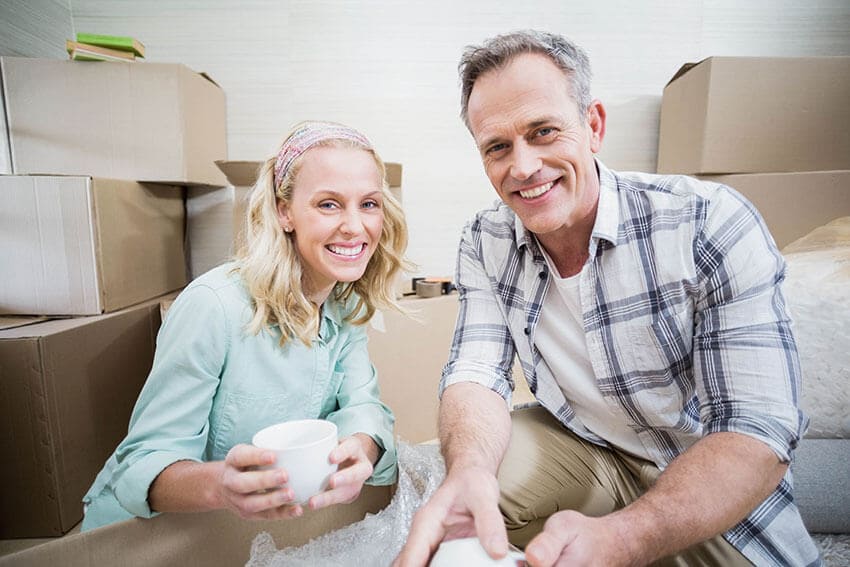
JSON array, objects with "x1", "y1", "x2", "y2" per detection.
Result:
[
  {"x1": 657, "y1": 56, "x2": 850, "y2": 174},
  {"x1": 0, "y1": 485, "x2": 391, "y2": 566},
  {"x1": 0, "y1": 176, "x2": 186, "y2": 316},
  {"x1": 0, "y1": 57, "x2": 227, "y2": 186},
  {"x1": 385, "y1": 162, "x2": 403, "y2": 203},
  {"x1": 367, "y1": 294, "x2": 458, "y2": 443},
  {"x1": 700, "y1": 170, "x2": 850, "y2": 249},
  {"x1": 0, "y1": 297, "x2": 166, "y2": 537}
]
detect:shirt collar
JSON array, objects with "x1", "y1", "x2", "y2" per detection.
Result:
[
  {"x1": 318, "y1": 291, "x2": 346, "y2": 341},
  {"x1": 592, "y1": 159, "x2": 622, "y2": 247},
  {"x1": 512, "y1": 158, "x2": 622, "y2": 253}
]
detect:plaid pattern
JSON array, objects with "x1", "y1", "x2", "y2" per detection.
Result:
[{"x1": 441, "y1": 161, "x2": 820, "y2": 566}]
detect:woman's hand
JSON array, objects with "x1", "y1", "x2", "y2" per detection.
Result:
[
  {"x1": 215, "y1": 443, "x2": 303, "y2": 520},
  {"x1": 307, "y1": 433, "x2": 378, "y2": 510}
]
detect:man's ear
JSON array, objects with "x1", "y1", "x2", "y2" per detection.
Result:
[
  {"x1": 587, "y1": 99, "x2": 606, "y2": 154},
  {"x1": 276, "y1": 200, "x2": 293, "y2": 233}
]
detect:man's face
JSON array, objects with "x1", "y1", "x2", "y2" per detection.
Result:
[{"x1": 466, "y1": 52, "x2": 605, "y2": 238}]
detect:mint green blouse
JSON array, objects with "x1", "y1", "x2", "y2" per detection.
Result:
[{"x1": 81, "y1": 263, "x2": 396, "y2": 531}]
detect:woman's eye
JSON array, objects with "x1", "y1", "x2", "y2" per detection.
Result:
[
  {"x1": 318, "y1": 201, "x2": 338, "y2": 210},
  {"x1": 362, "y1": 200, "x2": 380, "y2": 209}
]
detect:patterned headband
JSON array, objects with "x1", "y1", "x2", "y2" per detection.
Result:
[{"x1": 273, "y1": 122, "x2": 373, "y2": 193}]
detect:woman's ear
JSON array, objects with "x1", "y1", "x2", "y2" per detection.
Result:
[{"x1": 276, "y1": 200, "x2": 293, "y2": 233}]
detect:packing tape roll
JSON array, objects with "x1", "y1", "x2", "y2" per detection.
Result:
[{"x1": 416, "y1": 281, "x2": 443, "y2": 298}]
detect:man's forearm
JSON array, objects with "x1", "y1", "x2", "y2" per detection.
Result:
[
  {"x1": 607, "y1": 431, "x2": 788, "y2": 563},
  {"x1": 438, "y1": 382, "x2": 512, "y2": 474}
]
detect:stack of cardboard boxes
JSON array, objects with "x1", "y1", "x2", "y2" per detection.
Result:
[
  {"x1": 657, "y1": 56, "x2": 850, "y2": 535},
  {"x1": 0, "y1": 57, "x2": 227, "y2": 537},
  {"x1": 657, "y1": 56, "x2": 850, "y2": 248}
]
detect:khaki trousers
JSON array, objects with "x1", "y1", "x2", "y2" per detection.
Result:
[{"x1": 497, "y1": 406, "x2": 752, "y2": 566}]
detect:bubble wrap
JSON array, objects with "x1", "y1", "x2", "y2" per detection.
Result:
[
  {"x1": 782, "y1": 217, "x2": 850, "y2": 439},
  {"x1": 246, "y1": 442, "x2": 445, "y2": 567}
]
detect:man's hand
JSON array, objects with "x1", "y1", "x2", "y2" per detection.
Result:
[
  {"x1": 393, "y1": 466, "x2": 508, "y2": 567},
  {"x1": 524, "y1": 511, "x2": 633, "y2": 567}
]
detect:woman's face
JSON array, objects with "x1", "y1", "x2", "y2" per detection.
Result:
[{"x1": 276, "y1": 145, "x2": 384, "y2": 302}]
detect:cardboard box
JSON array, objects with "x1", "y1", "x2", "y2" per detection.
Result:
[
  {"x1": 699, "y1": 170, "x2": 850, "y2": 249},
  {"x1": 0, "y1": 176, "x2": 186, "y2": 316},
  {"x1": 368, "y1": 294, "x2": 458, "y2": 443},
  {"x1": 386, "y1": 162, "x2": 403, "y2": 203},
  {"x1": 0, "y1": 485, "x2": 391, "y2": 566},
  {"x1": 0, "y1": 297, "x2": 167, "y2": 537},
  {"x1": 657, "y1": 56, "x2": 850, "y2": 174},
  {"x1": 0, "y1": 57, "x2": 227, "y2": 186},
  {"x1": 186, "y1": 161, "x2": 260, "y2": 279}
]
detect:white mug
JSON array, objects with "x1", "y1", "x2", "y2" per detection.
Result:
[
  {"x1": 252, "y1": 419, "x2": 338, "y2": 504},
  {"x1": 429, "y1": 537, "x2": 527, "y2": 567}
]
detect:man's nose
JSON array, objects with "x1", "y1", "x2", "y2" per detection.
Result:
[{"x1": 509, "y1": 143, "x2": 542, "y2": 180}]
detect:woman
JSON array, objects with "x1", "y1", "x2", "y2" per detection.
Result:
[{"x1": 82, "y1": 121, "x2": 409, "y2": 530}]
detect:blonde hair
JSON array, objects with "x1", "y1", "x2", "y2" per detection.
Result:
[{"x1": 235, "y1": 122, "x2": 410, "y2": 346}]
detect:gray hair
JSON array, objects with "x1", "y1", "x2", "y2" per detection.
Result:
[{"x1": 458, "y1": 30, "x2": 593, "y2": 128}]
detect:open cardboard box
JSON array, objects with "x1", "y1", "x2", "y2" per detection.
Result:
[
  {"x1": 657, "y1": 56, "x2": 850, "y2": 175},
  {"x1": 0, "y1": 485, "x2": 392, "y2": 566},
  {"x1": 0, "y1": 57, "x2": 227, "y2": 186}
]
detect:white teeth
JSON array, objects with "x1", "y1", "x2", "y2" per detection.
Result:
[
  {"x1": 327, "y1": 244, "x2": 364, "y2": 256},
  {"x1": 519, "y1": 181, "x2": 553, "y2": 199}
]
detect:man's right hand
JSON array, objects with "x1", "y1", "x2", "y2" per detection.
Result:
[{"x1": 393, "y1": 466, "x2": 508, "y2": 567}]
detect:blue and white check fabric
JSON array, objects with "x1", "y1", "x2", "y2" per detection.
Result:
[{"x1": 440, "y1": 160, "x2": 820, "y2": 566}]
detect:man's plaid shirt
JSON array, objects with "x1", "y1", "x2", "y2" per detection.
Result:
[{"x1": 440, "y1": 161, "x2": 820, "y2": 566}]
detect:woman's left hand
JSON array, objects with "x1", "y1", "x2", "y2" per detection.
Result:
[{"x1": 307, "y1": 433, "x2": 378, "y2": 510}]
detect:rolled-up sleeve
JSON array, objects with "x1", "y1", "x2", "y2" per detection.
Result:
[
  {"x1": 327, "y1": 322, "x2": 398, "y2": 485},
  {"x1": 440, "y1": 220, "x2": 517, "y2": 403},
  {"x1": 110, "y1": 285, "x2": 227, "y2": 517},
  {"x1": 693, "y1": 185, "x2": 807, "y2": 462}
]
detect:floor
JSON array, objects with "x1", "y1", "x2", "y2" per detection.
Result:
[{"x1": 0, "y1": 521, "x2": 81, "y2": 558}]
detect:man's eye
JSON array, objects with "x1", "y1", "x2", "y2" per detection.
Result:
[
  {"x1": 486, "y1": 143, "x2": 508, "y2": 155},
  {"x1": 535, "y1": 127, "x2": 556, "y2": 138}
]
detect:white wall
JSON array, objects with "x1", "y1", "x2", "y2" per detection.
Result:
[
  {"x1": 0, "y1": 0, "x2": 73, "y2": 58},
  {"x1": 69, "y1": 0, "x2": 850, "y2": 276}
]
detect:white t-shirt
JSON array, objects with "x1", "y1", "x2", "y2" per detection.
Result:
[{"x1": 535, "y1": 248, "x2": 651, "y2": 461}]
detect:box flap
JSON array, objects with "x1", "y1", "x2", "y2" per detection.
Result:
[
  {"x1": 0, "y1": 485, "x2": 391, "y2": 566},
  {"x1": 385, "y1": 162, "x2": 402, "y2": 187},
  {"x1": 0, "y1": 316, "x2": 49, "y2": 330},
  {"x1": 215, "y1": 160, "x2": 263, "y2": 187},
  {"x1": 664, "y1": 58, "x2": 709, "y2": 87},
  {"x1": 199, "y1": 71, "x2": 221, "y2": 87}
]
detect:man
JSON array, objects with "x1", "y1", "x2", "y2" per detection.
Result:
[{"x1": 395, "y1": 31, "x2": 819, "y2": 566}]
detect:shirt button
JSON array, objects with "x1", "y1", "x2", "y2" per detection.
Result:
[
  {"x1": 524, "y1": 327, "x2": 530, "y2": 335},
  {"x1": 539, "y1": 271, "x2": 546, "y2": 279}
]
